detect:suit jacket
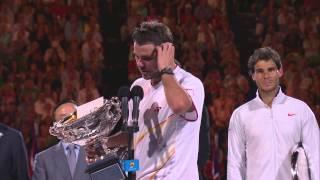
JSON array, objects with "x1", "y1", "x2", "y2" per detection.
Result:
[
  {"x1": 32, "y1": 141, "x2": 91, "y2": 180},
  {"x1": 0, "y1": 123, "x2": 30, "y2": 180}
]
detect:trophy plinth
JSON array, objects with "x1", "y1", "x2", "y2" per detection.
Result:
[{"x1": 86, "y1": 152, "x2": 126, "y2": 180}]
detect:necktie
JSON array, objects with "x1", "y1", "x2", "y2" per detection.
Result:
[{"x1": 67, "y1": 144, "x2": 77, "y2": 177}]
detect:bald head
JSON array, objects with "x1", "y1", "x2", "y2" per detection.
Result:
[{"x1": 54, "y1": 102, "x2": 77, "y2": 122}]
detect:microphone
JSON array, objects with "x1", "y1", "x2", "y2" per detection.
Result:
[
  {"x1": 117, "y1": 86, "x2": 131, "y2": 127},
  {"x1": 130, "y1": 85, "x2": 144, "y2": 130}
]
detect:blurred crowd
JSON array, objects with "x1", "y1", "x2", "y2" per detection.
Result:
[
  {"x1": 0, "y1": 0, "x2": 319, "y2": 179},
  {"x1": 0, "y1": 0, "x2": 103, "y2": 163}
]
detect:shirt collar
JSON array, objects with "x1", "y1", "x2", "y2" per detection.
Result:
[
  {"x1": 255, "y1": 87, "x2": 287, "y2": 106},
  {"x1": 61, "y1": 141, "x2": 79, "y2": 150}
]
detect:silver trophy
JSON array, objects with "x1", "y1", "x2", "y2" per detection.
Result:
[{"x1": 49, "y1": 97, "x2": 125, "y2": 163}]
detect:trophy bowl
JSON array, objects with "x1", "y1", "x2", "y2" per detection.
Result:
[{"x1": 49, "y1": 97, "x2": 126, "y2": 163}]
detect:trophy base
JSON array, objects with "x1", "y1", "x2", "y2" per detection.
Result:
[{"x1": 86, "y1": 153, "x2": 127, "y2": 180}]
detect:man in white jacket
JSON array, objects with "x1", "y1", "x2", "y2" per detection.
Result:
[{"x1": 227, "y1": 47, "x2": 320, "y2": 180}]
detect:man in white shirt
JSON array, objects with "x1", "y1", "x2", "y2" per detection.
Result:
[
  {"x1": 129, "y1": 21, "x2": 205, "y2": 179},
  {"x1": 227, "y1": 47, "x2": 320, "y2": 180}
]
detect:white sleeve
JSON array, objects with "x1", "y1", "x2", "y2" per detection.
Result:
[
  {"x1": 179, "y1": 77, "x2": 204, "y2": 121},
  {"x1": 227, "y1": 110, "x2": 246, "y2": 180},
  {"x1": 301, "y1": 106, "x2": 320, "y2": 180}
]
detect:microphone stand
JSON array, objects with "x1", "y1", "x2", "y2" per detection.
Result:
[
  {"x1": 126, "y1": 86, "x2": 143, "y2": 180},
  {"x1": 127, "y1": 120, "x2": 139, "y2": 180}
]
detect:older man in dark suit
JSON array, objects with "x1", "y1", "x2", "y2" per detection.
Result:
[
  {"x1": 32, "y1": 100, "x2": 91, "y2": 180},
  {"x1": 0, "y1": 123, "x2": 30, "y2": 180}
]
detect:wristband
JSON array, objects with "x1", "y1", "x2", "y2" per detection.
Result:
[{"x1": 159, "y1": 67, "x2": 174, "y2": 76}]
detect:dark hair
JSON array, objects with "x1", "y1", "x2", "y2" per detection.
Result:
[
  {"x1": 248, "y1": 47, "x2": 282, "y2": 75},
  {"x1": 52, "y1": 99, "x2": 77, "y2": 121},
  {"x1": 131, "y1": 21, "x2": 173, "y2": 46}
]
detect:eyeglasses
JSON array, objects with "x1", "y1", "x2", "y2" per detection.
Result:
[
  {"x1": 133, "y1": 49, "x2": 157, "y2": 62},
  {"x1": 58, "y1": 111, "x2": 77, "y2": 124}
]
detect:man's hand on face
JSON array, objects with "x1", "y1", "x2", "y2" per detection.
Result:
[{"x1": 156, "y1": 42, "x2": 175, "y2": 71}]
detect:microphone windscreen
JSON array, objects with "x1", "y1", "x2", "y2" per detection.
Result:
[
  {"x1": 117, "y1": 86, "x2": 130, "y2": 98},
  {"x1": 130, "y1": 85, "x2": 144, "y2": 99}
]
